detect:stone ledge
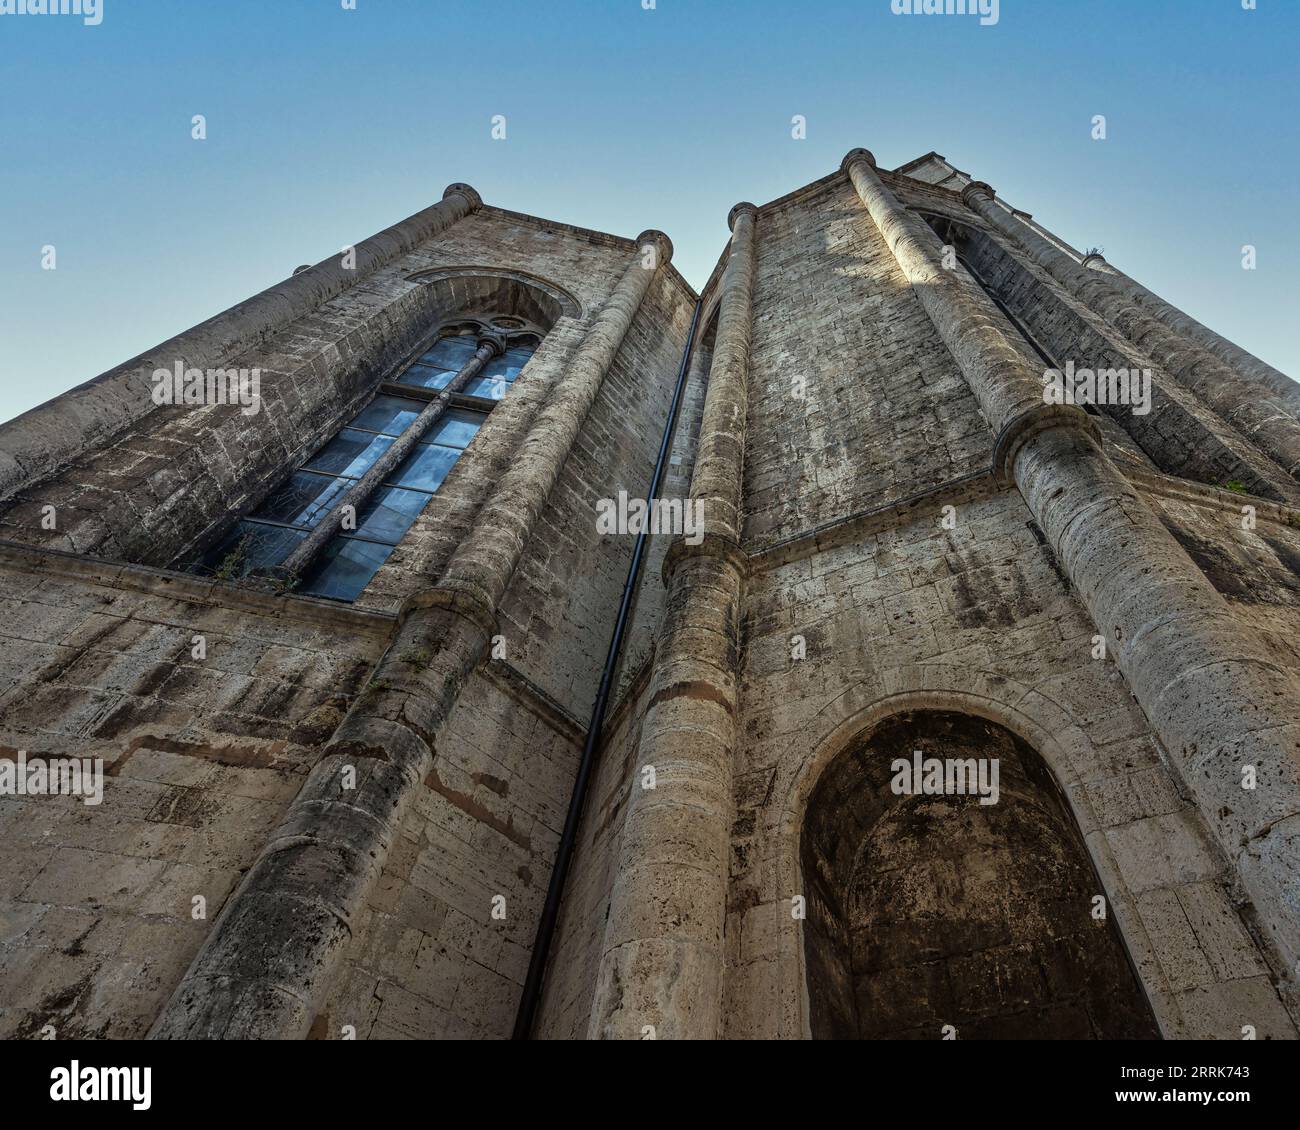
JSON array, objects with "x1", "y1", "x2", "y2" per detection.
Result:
[
  {"x1": 746, "y1": 460, "x2": 1300, "y2": 577},
  {"x1": 480, "y1": 658, "x2": 587, "y2": 749},
  {"x1": 0, "y1": 537, "x2": 396, "y2": 637},
  {"x1": 750, "y1": 470, "x2": 1001, "y2": 571}
]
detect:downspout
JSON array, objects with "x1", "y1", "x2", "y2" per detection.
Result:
[{"x1": 512, "y1": 297, "x2": 704, "y2": 1039}]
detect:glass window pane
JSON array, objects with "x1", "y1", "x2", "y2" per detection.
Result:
[
  {"x1": 349, "y1": 395, "x2": 424, "y2": 436},
  {"x1": 203, "y1": 521, "x2": 305, "y2": 580},
  {"x1": 256, "y1": 471, "x2": 350, "y2": 529},
  {"x1": 463, "y1": 375, "x2": 510, "y2": 401},
  {"x1": 419, "y1": 336, "x2": 479, "y2": 371},
  {"x1": 354, "y1": 486, "x2": 431, "y2": 545},
  {"x1": 483, "y1": 347, "x2": 534, "y2": 382},
  {"x1": 396, "y1": 364, "x2": 455, "y2": 391},
  {"x1": 387, "y1": 444, "x2": 459, "y2": 493},
  {"x1": 298, "y1": 538, "x2": 395, "y2": 602},
  {"x1": 423, "y1": 409, "x2": 484, "y2": 450},
  {"x1": 305, "y1": 428, "x2": 395, "y2": 479}
]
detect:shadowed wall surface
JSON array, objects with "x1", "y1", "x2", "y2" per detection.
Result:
[{"x1": 802, "y1": 709, "x2": 1160, "y2": 1040}]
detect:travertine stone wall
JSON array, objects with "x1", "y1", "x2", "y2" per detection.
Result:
[
  {"x1": 530, "y1": 329, "x2": 716, "y2": 1040},
  {"x1": 964, "y1": 183, "x2": 1300, "y2": 482},
  {"x1": 804, "y1": 710, "x2": 1160, "y2": 1040},
  {"x1": 842, "y1": 149, "x2": 1300, "y2": 995},
  {"x1": 589, "y1": 206, "x2": 757, "y2": 1040},
  {"x1": 0, "y1": 186, "x2": 482, "y2": 504},
  {"x1": 1081, "y1": 252, "x2": 1300, "y2": 416},
  {"x1": 318, "y1": 667, "x2": 585, "y2": 1039},
  {"x1": 741, "y1": 177, "x2": 990, "y2": 547},
  {"x1": 949, "y1": 222, "x2": 1299, "y2": 502},
  {"x1": 2, "y1": 153, "x2": 1298, "y2": 1042},
  {"x1": 0, "y1": 207, "x2": 649, "y2": 574},
  {"x1": 0, "y1": 548, "x2": 386, "y2": 1038},
  {"x1": 727, "y1": 489, "x2": 1297, "y2": 1040},
  {"x1": 0, "y1": 194, "x2": 697, "y2": 1041},
  {"x1": 315, "y1": 259, "x2": 701, "y2": 1041},
  {"x1": 150, "y1": 233, "x2": 680, "y2": 1038}
]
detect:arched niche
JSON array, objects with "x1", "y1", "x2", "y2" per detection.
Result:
[
  {"x1": 800, "y1": 708, "x2": 1160, "y2": 1040},
  {"x1": 406, "y1": 266, "x2": 583, "y2": 334}
]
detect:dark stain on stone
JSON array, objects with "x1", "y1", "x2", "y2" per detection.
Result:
[
  {"x1": 12, "y1": 966, "x2": 111, "y2": 1041},
  {"x1": 647, "y1": 679, "x2": 735, "y2": 716},
  {"x1": 472, "y1": 771, "x2": 509, "y2": 797},
  {"x1": 1160, "y1": 515, "x2": 1295, "y2": 605},
  {"x1": 107, "y1": 733, "x2": 285, "y2": 777},
  {"x1": 423, "y1": 766, "x2": 530, "y2": 852}
]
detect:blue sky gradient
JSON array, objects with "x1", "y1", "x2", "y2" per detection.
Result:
[{"x1": 1, "y1": 0, "x2": 1296, "y2": 423}]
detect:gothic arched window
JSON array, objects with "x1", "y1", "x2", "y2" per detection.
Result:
[{"x1": 196, "y1": 317, "x2": 541, "y2": 601}]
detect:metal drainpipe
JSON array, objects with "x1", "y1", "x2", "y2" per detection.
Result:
[{"x1": 512, "y1": 297, "x2": 705, "y2": 1039}]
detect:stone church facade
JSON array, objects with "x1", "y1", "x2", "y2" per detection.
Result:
[{"x1": 1, "y1": 150, "x2": 1298, "y2": 1040}]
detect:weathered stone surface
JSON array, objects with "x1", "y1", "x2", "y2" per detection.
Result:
[{"x1": 1, "y1": 152, "x2": 1297, "y2": 1043}]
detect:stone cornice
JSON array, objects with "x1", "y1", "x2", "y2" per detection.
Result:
[
  {"x1": 480, "y1": 657, "x2": 587, "y2": 747},
  {"x1": 745, "y1": 462, "x2": 1300, "y2": 574},
  {"x1": 748, "y1": 471, "x2": 1002, "y2": 571},
  {"x1": 0, "y1": 538, "x2": 396, "y2": 638}
]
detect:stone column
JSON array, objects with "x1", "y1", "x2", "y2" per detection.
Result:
[
  {"x1": 150, "y1": 232, "x2": 673, "y2": 1039},
  {"x1": 438, "y1": 232, "x2": 673, "y2": 613},
  {"x1": 1081, "y1": 251, "x2": 1300, "y2": 416},
  {"x1": 0, "y1": 184, "x2": 482, "y2": 502},
  {"x1": 844, "y1": 148, "x2": 1300, "y2": 984},
  {"x1": 962, "y1": 181, "x2": 1300, "y2": 479},
  {"x1": 590, "y1": 204, "x2": 758, "y2": 1040}
]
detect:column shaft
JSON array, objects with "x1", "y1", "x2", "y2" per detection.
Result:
[
  {"x1": 440, "y1": 233, "x2": 673, "y2": 612},
  {"x1": 1082, "y1": 252, "x2": 1300, "y2": 416},
  {"x1": 845, "y1": 149, "x2": 1300, "y2": 981},
  {"x1": 590, "y1": 205, "x2": 758, "y2": 1040},
  {"x1": 150, "y1": 233, "x2": 672, "y2": 1039},
  {"x1": 964, "y1": 183, "x2": 1300, "y2": 478},
  {"x1": 0, "y1": 184, "x2": 482, "y2": 502}
]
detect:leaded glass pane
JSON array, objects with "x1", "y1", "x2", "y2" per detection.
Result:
[
  {"x1": 483, "y1": 346, "x2": 534, "y2": 381},
  {"x1": 422, "y1": 409, "x2": 483, "y2": 450},
  {"x1": 348, "y1": 394, "x2": 424, "y2": 436},
  {"x1": 202, "y1": 521, "x2": 306, "y2": 580},
  {"x1": 463, "y1": 375, "x2": 510, "y2": 400},
  {"x1": 257, "y1": 471, "x2": 350, "y2": 529},
  {"x1": 419, "y1": 336, "x2": 479, "y2": 371},
  {"x1": 304, "y1": 428, "x2": 395, "y2": 479},
  {"x1": 396, "y1": 363, "x2": 455, "y2": 391},
  {"x1": 386, "y1": 444, "x2": 459, "y2": 493},
  {"x1": 354, "y1": 486, "x2": 431, "y2": 545},
  {"x1": 298, "y1": 538, "x2": 395, "y2": 602}
]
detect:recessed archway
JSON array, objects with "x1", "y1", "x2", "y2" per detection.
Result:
[{"x1": 800, "y1": 708, "x2": 1160, "y2": 1040}]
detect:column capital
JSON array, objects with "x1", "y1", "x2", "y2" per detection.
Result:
[
  {"x1": 840, "y1": 148, "x2": 877, "y2": 174},
  {"x1": 727, "y1": 202, "x2": 759, "y2": 231},
  {"x1": 661, "y1": 531, "x2": 749, "y2": 587},
  {"x1": 475, "y1": 333, "x2": 508, "y2": 358},
  {"x1": 443, "y1": 182, "x2": 483, "y2": 209},
  {"x1": 398, "y1": 581, "x2": 500, "y2": 641},
  {"x1": 635, "y1": 229, "x2": 674, "y2": 265},
  {"x1": 992, "y1": 402, "x2": 1102, "y2": 483},
  {"x1": 960, "y1": 180, "x2": 996, "y2": 207}
]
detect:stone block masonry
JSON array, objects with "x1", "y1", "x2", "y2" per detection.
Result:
[{"x1": 1, "y1": 152, "x2": 1297, "y2": 1041}]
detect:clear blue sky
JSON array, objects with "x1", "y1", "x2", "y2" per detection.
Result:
[{"x1": 1, "y1": 0, "x2": 1296, "y2": 424}]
